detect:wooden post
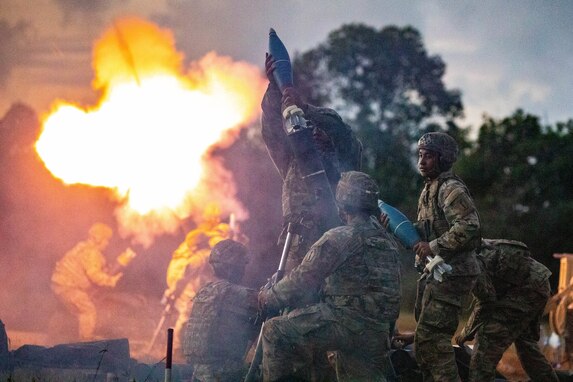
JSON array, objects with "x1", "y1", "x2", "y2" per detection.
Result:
[{"x1": 165, "y1": 328, "x2": 173, "y2": 382}]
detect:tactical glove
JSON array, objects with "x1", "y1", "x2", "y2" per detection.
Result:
[{"x1": 424, "y1": 255, "x2": 453, "y2": 282}]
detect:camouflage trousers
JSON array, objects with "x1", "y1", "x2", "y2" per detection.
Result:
[
  {"x1": 191, "y1": 360, "x2": 246, "y2": 382},
  {"x1": 468, "y1": 283, "x2": 559, "y2": 382},
  {"x1": 415, "y1": 275, "x2": 476, "y2": 382},
  {"x1": 262, "y1": 303, "x2": 391, "y2": 382},
  {"x1": 51, "y1": 283, "x2": 96, "y2": 340}
]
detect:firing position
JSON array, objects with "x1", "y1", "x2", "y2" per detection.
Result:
[
  {"x1": 261, "y1": 53, "x2": 362, "y2": 272},
  {"x1": 258, "y1": 171, "x2": 401, "y2": 381}
]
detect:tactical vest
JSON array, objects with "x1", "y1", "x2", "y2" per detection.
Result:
[
  {"x1": 183, "y1": 280, "x2": 256, "y2": 364},
  {"x1": 321, "y1": 225, "x2": 401, "y2": 323},
  {"x1": 416, "y1": 172, "x2": 481, "y2": 253}
]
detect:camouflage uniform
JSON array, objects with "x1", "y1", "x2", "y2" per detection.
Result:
[
  {"x1": 414, "y1": 169, "x2": 481, "y2": 382},
  {"x1": 459, "y1": 239, "x2": 559, "y2": 382},
  {"x1": 261, "y1": 82, "x2": 362, "y2": 272},
  {"x1": 165, "y1": 208, "x2": 232, "y2": 351},
  {"x1": 260, "y1": 212, "x2": 401, "y2": 381},
  {"x1": 51, "y1": 223, "x2": 121, "y2": 340},
  {"x1": 184, "y1": 280, "x2": 259, "y2": 382}
]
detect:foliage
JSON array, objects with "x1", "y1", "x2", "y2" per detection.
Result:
[
  {"x1": 287, "y1": 23, "x2": 572, "y2": 279},
  {"x1": 456, "y1": 110, "x2": 573, "y2": 272},
  {"x1": 293, "y1": 23, "x2": 464, "y2": 209}
]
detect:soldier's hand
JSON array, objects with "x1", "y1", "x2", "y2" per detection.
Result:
[
  {"x1": 258, "y1": 289, "x2": 280, "y2": 320},
  {"x1": 413, "y1": 241, "x2": 432, "y2": 260},
  {"x1": 111, "y1": 272, "x2": 123, "y2": 286},
  {"x1": 265, "y1": 53, "x2": 276, "y2": 83},
  {"x1": 380, "y1": 213, "x2": 390, "y2": 231},
  {"x1": 281, "y1": 87, "x2": 305, "y2": 109},
  {"x1": 267, "y1": 272, "x2": 279, "y2": 288},
  {"x1": 454, "y1": 333, "x2": 467, "y2": 347},
  {"x1": 160, "y1": 290, "x2": 174, "y2": 305},
  {"x1": 392, "y1": 332, "x2": 415, "y2": 349}
]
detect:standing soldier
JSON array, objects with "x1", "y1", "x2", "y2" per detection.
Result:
[
  {"x1": 51, "y1": 223, "x2": 130, "y2": 340},
  {"x1": 162, "y1": 203, "x2": 232, "y2": 354},
  {"x1": 184, "y1": 239, "x2": 259, "y2": 382},
  {"x1": 258, "y1": 171, "x2": 401, "y2": 381},
  {"x1": 261, "y1": 54, "x2": 362, "y2": 272},
  {"x1": 413, "y1": 132, "x2": 481, "y2": 381},
  {"x1": 456, "y1": 239, "x2": 559, "y2": 382}
]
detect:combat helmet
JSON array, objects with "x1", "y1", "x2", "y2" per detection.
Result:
[
  {"x1": 417, "y1": 132, "x2": 459, "y2": 171},
  {"x1": 201, "y1": 202, "x2": 222, "y2": 227},
  {"x1": 335, "y1": 171, "x2": 379, "y2": 212},
  {"x1": 88, "y1": 223, "x2": 112, "y2": 243},
  {"x1": 209, "y1": 239, "x2": 248, "y2": 282}
]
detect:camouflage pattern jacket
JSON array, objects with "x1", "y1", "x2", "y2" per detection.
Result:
[
  {"x1": 261, "y1": 82, "x2": 362, "y2": 222},
  {"x1": 416, "y1": 170, "x2": 481, "y2": 276},
  {"x1": 184, "y1": 279, "x2": 259, "y2": 364},
  {"x1": 472, "y1": 239, "x2": 552, "y2": 312},
  {"x1": 265, "y1": 215, "x2": 401, "y2": 330},
  {"x1": 51, "y1": 241, "x2": 117, "y2": 289}
]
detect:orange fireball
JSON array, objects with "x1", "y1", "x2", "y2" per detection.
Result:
[{"x1": 35, "y1": 17, "x2": 266, "y2": 246}]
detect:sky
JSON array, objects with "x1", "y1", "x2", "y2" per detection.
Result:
[{"x1": 1, "y1": 0, "x2": 572, "y2": 131}]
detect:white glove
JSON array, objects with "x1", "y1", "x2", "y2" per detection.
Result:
[{"x1": 425, "y1": 255, "x2": 453, "y2": 282}]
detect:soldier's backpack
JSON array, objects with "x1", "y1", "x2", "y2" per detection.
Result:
[
  {"x1": 184, "y1": 280, "x2": 255, "y2": 364},
  {"x1": 481, "y1": 239, "x2": 550, "y2": 288}
]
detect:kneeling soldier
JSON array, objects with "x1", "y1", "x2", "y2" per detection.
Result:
[{"x1": 184, "y1": 239, "x2": 259, "y2": 382}]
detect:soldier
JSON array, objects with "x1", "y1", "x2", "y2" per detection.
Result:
[
  {"x1": 162, "y1": 203, "x2": 232, "y2": 353},
  {"x1": 258, "y1": 171, "x2": 401, "y2": 382},
  {"x1": 413, "y1": 132, "x2": 481, "y2": 381},
  {"x1": 261, "y1": 53, "x2": 362, "y2": 272},
  {"x1": 51, "y1": 223, "x2": 125, "y2": 340},
  {"x1": 183, "y1": 239, "x2": 259, "y2": 382},
  {"x1": 456, "y1": 239, "x2": 559, "y2": 382}
]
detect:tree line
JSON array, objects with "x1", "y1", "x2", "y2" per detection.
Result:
[
  {"x1": 287, "y1": 23, "x2": 573, "y2": 279},
  {"x1": 221, "y1": 23, "x2": 573, "y2": 287}
]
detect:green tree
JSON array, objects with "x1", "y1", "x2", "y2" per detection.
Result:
[
  {"x1": 457, "y1": 110, "x2": 573, "y2": 274},
  {"x1": 293, "y1": 23, "x2": 465, "y2": 209}
]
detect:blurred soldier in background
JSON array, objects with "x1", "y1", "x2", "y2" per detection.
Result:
[
  {"x1": 258, "y1": 171, "x2": 401, "y2": 382},
  {"x1": 261, "y1": 53, "x2": 362, "y2": 273},
  {"x1": 162, "y1": 203, "x2": 234, "y2": 353},
  {"x1": 184, "y1": 239, "x2": 259, "y2": 382},
  {"x1": 456, "y1": 239, "x2": 559, "y2": 382},
  {"x1": 413, "y1": 132, "x2": 481, "y2": 381},
  {"x1": 51, "y1": 223, "x2": 134, "y2": 340}
]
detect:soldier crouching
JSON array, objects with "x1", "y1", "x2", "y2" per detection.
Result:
[
  {"x1": 456, "y1": 239, "x2": 559, "y2": 382},
  {"x1": 183, "y1": 240, "x2": 259, "y2": 382},
  {"x1": 258, "y1": 171, "x2": 401, "y2": 381}
]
